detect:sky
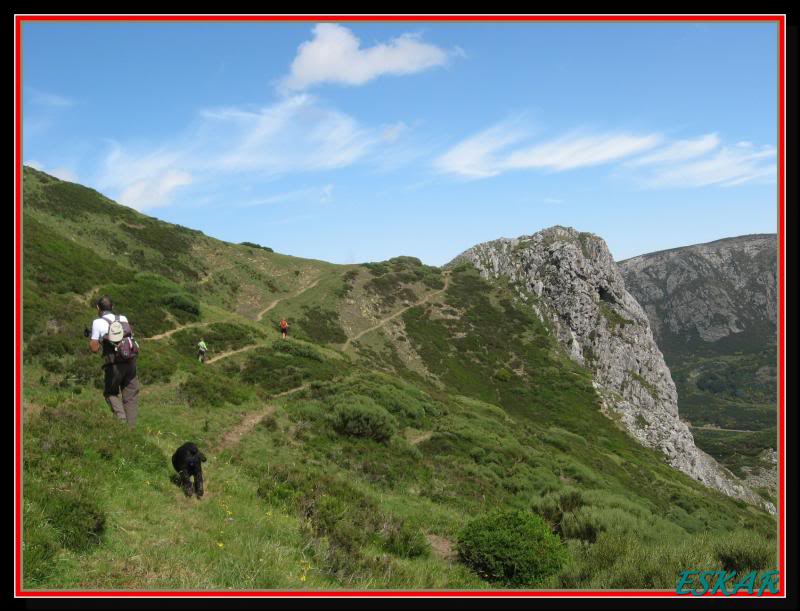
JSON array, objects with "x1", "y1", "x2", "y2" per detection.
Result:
[{"x1": 21, "y1": 18, "x2": 779, "y2": 265}]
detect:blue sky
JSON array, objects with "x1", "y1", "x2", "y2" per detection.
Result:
[{"x1": 22, "y1": 19, "x2": 779, "y2": 265}]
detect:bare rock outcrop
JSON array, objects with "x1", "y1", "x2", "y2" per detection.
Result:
[
  {"x1": 618, "y1": 234, "x2": 777, "y2": 347},
  {"x1": 450, "y1": 226, "x2": 768, "y2": 510}
]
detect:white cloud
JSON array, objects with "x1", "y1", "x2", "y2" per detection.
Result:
[
  {"x1": 95, "y1": 95, "x2": 379, "y2": 211},
  {"x1": 434, "y1": 122, "x2": 661, "y2": 179},
  {"x1": 198, "y1": 95, "x2": 377, "y2": 174},
  {"x1": 433, "y1": 121, "x2": 529, "y2": 178},
  {"x1": 281, "y1": 24, "x2": 449, "y2": 92},
  {"x1": 27, "y1": 88, "x2": 75, "y2": 108},
  {"x1": 504, "y1": 132, "x2": 662, "y2": 172},
  {"x1": 642, "y1": 144, "x2": 776, "y2": 188},
  {"x1": 237, "y1": 184, "x2": 334, "y2": 208},
  {"x1": 434, "y1": 118, "x2": 774, "y2": 190},
  {"x1": 118, "y1": 169, "x2": 193, "y2": 210},
  {"x1": 380, "y1": 122, "x2": 408, "y2": 143},
  {"x1": 96, "y1": 144, "x2": 192, "y2": 211},
  {"x1": 626, "y1": 133, "x2": 720, "y2": 167}
]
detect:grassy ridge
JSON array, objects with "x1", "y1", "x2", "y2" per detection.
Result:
[{"x1": 21, "y1": 167, "x2": 776, "y2": 590}]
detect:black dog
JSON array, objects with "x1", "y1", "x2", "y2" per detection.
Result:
[{"x1": 171, "y1": 442, "x2": 207, "y2": 498}]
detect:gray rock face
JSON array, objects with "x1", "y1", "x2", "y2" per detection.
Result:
[
  {"x1": 618, "y1": 235, "x2": 777, "y2": 347},
  {"x1": 741, "y1": 448, "x2": 778, "y2": 495},
  {"x1": 450, "y1": 226, "x2": 766, "y2": 508}
]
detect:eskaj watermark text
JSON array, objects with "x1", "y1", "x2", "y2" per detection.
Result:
[{"x1": 676, "y1": 570, "x2": 779, "y2": 596}]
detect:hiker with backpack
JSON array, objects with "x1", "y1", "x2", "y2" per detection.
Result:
[
  {"x1": 280, "y1": 318, "x2": 289, "y2": 339},
  {"x1": 197, "y1": 339, "x2": 208, "y2": 363},
  {"x1": 87, "y1": 296, "x2": 141, "y2": 428}
]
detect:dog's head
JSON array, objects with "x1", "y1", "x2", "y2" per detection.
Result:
[{"x1": 174, "y1": 442, "x2": 207, "y2": 471}]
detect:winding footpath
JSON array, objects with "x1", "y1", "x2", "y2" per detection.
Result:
[
  {"x1": 205, "y1": 343, "x2": 262, "y2": 364},
  {"x1": 256, "y1": 277, "x2": 320, "y2": 322},
  {"x1": 145, "y1": 321, "x2": 208, "y2": 341},
  {"x1": 213, "y1": 384, "x2": 311, "y2": 453},
  {"x1": 206, "y1": 277, "x2": 323, "y2": 364},
  {"x1": 342, "y1": 272, "x2": 450, "y2": 352}
]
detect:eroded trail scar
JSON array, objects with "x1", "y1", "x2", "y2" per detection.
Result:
[
  {"x1": 213, "y1": 384, "x2": 310, "y2": 452},
  {"x1": 207, "y1": 278, "x2": 322, "y2": 364},
  {"x1": 342, "y1": 272, "x2": 451, "y2": 351},
  {"x1": 206, "y1": 344, "x2": 259, "y2": 364},
  {"x1": 256, "y1": 277, "x2": 321, "y2": 322},
  {"x1": 146, "y1": 321, "x2": 207, "y2": 341}
]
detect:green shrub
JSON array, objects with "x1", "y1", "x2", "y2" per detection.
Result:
[
  {"x1": 321, "y1": 373, "x2": 432, "y2": 427},
  {"x1": 380, "y1": 518, "x2": 430, "y2": 558},
  {"x1": 332, "y1": 396, "x2": 397, "y2": 443},
  {"x1": 532, "y1": 489, "x2": 586, "y2": 534},
  {"x1": 173, "y1": 322, "x2": 261, "y2": 357},
  {"x1": 180, "y1": 370, "x2": 252, "y2": 407},
  {"x1": 457, "y1": 509, "x2": 567, "y2": 587},
  {"x1": 25, "y1": 333, "x2": 80, "y2": 360},
  {"x1": 309, "y1": 493, "x2": 371, "y2": 551},
  {"x1": 239, "y1": 241, "x2": 273, "y2": 252},
  {"x1": 135, "y1": 347, "x2": 178, "y2": 385},
  {"x1": 296, "y1": 305, "x2": 347, "y2": 344},
  {"x1": 22, "y1": 500, "x2": 60, "y2": 586},
  {"x1": 23, "y1": 216, "x2": 130, "y2": 295},
  {"x1": 95, "y1": 273, "x2": 192, "y2": 337},
  {"x1": 161, "y1": 292, "x2": 200, "y2": 316},
  {"x1": 273, "y1": 340, "x2": 324, "y2": 362},
  {"x1": 560, "y1": 508, "x2": 603, "y2": 543},
  {"x1": 494, "y1": 368, "x2": 513, "y2": 382},
  {"x1": 25, "y1": 478, "x2": 105, "y2": 553},
  {"x1": 713, "y1": 531, "x2": 776, "y2": 573}
]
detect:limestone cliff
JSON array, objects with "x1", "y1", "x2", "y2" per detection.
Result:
[{"x1": 450, "y1": 226, "x2": 766, "y2": 509}]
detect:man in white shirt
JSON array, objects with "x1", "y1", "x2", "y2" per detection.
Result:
[{"x1": 89, "y1": 296, "x2": 140, "y2": 427}]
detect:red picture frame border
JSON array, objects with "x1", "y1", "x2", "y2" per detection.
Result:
[{"x1": 13, "y1": 13, "x2": 787, "y2": 600}]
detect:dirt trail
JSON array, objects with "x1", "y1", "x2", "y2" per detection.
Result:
[
  {"x1": 145, "y1": 321, "x2": 208, "y2": 341},
  {"x1": 172, "y1": 277, "x2": 323, "y2": 364},
  {"x1": 213, "y1": 384, "x2": 310, "y2": 452},
  {"x1": 205, "y1": 343, "x2": 262, "y2": 364},
  {"x1": 256, "y1": 277, "x2": 321, "y2": 322},
  {"x1": 342, "y1": 272, "x2": 450, "y2": 351},
  {"x1": 408, "y1": 430, "x2": 433, "y2": 445},
  {"x1": 426, "y1": 534, "x2": 456, "y2": 561},
  {"x1": 691, "y1": 425, "x2": 758, "y2": 433}
]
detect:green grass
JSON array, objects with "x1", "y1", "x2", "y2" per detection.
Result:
[
  {"x1": 20, "y1": 167, "x2": 778, "y2": 591},
  {"x1": 667, "y1": 345, "x2": 777, "y2": 475}
]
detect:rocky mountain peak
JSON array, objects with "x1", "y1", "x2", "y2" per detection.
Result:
[{"x1": 450, "y1": 226, "x2": 767, "y2": 509}]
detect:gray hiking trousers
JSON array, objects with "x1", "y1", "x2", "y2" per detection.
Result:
[{"x1": 103, "y1": 361, "x2": 140, "y2": 428}]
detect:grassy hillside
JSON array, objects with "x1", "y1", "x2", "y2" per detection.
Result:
[{"x1": 20, "y1": 167, "x2": 776, "y2": 591}]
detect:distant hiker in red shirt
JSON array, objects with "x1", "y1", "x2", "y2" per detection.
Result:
[{"x1": 280, "y1": 318, "x2": 289, "y2": 339}]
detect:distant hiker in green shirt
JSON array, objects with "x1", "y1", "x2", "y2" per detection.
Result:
[{"x1": 197, "y1": 339, "x2": 208, "y2": 363}]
